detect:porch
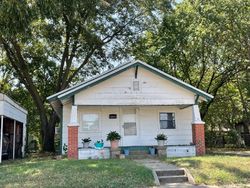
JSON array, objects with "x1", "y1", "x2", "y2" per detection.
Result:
[{"x1": 65, "y1": 104, "x2": 204, "y2": 159}]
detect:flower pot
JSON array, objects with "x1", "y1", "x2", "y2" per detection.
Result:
[
  {"x1": 110, "y1": 140, "x2": 119, "y2": 149},
  {"x1": 94, "y1": 142, "x2": 104, "y2": 149},
  {"x1": 124, "y1": 148, "x2": 130, "y2": 156},
  {"x1": 83, "y1": 142, "x2": 90, "y2": 148},
  {"x1": 149, "y1": 147, "x2": 155, "y2": 155},
  {"x1": 157, "y1": 140, "x2": 165, "y2": 146}
]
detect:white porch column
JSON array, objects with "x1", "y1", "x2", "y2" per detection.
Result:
[
  {"x1": 68, "y1": 105, "x2": 79, "y2": 159},
  {"x1": 13, "y1": 120, "x2": 16, "y2": 160},
  {"x1": 0, "y1": 115, "x2": 3, "y2": 163},
  {"x1": 69, "y1": 105, "x2": 79, "y2": 126},
  {"x1": 192, "y1": 104, "x2": 204, "y2": 124}
]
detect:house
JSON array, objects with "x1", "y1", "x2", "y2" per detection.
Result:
[
  {"x1": 47, "y1": 60, "x2": 213, "y2": 159},
  {"x1": 0, "y1": 93, "x2": 27, "y2": 163}
]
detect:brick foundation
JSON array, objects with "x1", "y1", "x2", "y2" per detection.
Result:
[
  {"x1": 68, "y1": 126, "x2": 79, "y2": 159},
  {"x1": 192, "y1": 123, "x2": 205, "y2": 156}
]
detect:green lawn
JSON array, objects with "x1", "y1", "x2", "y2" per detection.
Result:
[
  {"x1": 165, "y1": 155, "x2": 250, "y2": 186},
  {"x1": 0, "y1": 158, "x2": 154, "y2": 188}
]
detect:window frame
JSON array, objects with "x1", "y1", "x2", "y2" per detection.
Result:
[
  {"x1": 80, "y1": 113, "x2": 100, "y2": 132},
  {"x1": 159, "y1": 112, "x2": 176, "y2": 129},
  {"x1": 122, "y1": 108, "x2": 138, "y2": 136}
]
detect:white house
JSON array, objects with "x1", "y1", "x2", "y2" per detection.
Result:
[
  {"x1": 0, "y1": 93, "x2": 27, "y2": 163},
  {"x1": 48, "y1": 60, "x2": 213, "y2": 159}
]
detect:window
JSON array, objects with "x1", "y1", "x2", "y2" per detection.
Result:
[
  {"x1": 123, "y1": 109, "x2": 137, "y2": 136},
  {"x1": 159, "y1": 112, "x2": 175, "y2": 129},
  {"x1": 82, "y1": 114, "x2": 99, "y2": 131}
]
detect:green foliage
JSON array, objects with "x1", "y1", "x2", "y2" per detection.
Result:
[
  {"x1": 166, "y1": 155, "x2": 250, "y2": 185},
  {"x1": 225, "y1": 130, "x2": 245, "y2": 147},
  {"x1": 62, "y1": 143, "x2": 68, "y2": 154},
  {"x1": 205, "y1": 131, "x2": 224, "y2": 148},
  {"x1": 133, "y1": 0, "x2": 250, "y2": 135},
  {"x1": 0, "y1": 159, "x2": 154, "y2": 188},
  {"x1": 82, "y1": 137, "x2": 91, "y2": 143},
  {"x1": 155, "y1": 133, "x2": 167, "y2": 140},
  {"x1": 106, "y1": 131, "x2": 121, "y2": 141},
  {"x1": 0, "y1": 0, "x2": 159, "y2": 151}
]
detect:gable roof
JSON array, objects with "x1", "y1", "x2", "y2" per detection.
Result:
[{"x1": 47, "y1": 60, "x2": 213, "y2": 103}]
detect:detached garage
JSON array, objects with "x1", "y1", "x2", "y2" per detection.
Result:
[{"x1": 0, "y1": 93, "x2": 27, "y2": 163}]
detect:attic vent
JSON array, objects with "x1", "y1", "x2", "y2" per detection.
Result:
[{"x1": 133, "y1": 80, "x2": 140, "y2": 91}]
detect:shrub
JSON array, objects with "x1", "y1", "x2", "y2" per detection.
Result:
[
  {"x1": 155, "y1": 133, "x2": 167, "y2": 140},
  {"x1": 107, "y1": 131, "x2": 121, "y2": 141},
  {"x1": 82, "y1": 137, "x2": 91, "y2": 143}
]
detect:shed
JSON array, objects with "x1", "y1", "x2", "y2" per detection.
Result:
[{"x1": 0, "y1": 93, "x2": 27, "y2": 163}]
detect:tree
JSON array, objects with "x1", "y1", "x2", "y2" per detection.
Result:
[
  {"x1": 0, "y1": 0, "x2": 155, "y2": 151},
  {"x1": 133, "y1": 0, "x2": 250, "y2": 120}
]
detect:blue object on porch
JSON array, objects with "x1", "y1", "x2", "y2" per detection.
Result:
[
  {"x1": 149, "y1": 147, "x2": 156, "y2": 155},
  {"x1": 94, "y1": 142, "x2": 104, "y2": 149},
  {"x1": 123, "y1": 148, "x2": 130, "y2": 156}
]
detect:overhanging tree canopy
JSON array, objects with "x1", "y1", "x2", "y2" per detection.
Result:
[{"x1": 0, "y1": 0, "x2": 160, "y2": 151}]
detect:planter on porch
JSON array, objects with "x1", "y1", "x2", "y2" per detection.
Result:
[
  {"x1": 157, "y1": 140, "x2": 165, "y2": 146},
  {"x1": 82, "y1": 138, "x2": 91, "y2": 149},
  {"x1": 107, "y1": 131, "x2": 121, "y2": 149},
  {"x1": 155, "y1": 134, "x2": 167, "y2": 147},
  {"x1": 110, "y1": 140, "x2": 119, "y2": 149}
]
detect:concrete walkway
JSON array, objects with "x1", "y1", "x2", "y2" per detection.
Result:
[{"x1": 134, "y1": 159, "x2": 179, "y2": 171}]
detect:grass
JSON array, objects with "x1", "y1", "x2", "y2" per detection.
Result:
[
  {"x1": 0, "y1": 158, "x2": 154, "y2": 188},
  {"x1": 165, "y1": 155, "x2": 250, "y2": 186}
]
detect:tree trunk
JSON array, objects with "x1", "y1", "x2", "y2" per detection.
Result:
[{"x1": 41, "y1": 111, "x2": 59, "y2": 152}]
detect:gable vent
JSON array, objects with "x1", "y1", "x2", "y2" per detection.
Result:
[{"x1": 133, "y1": 80, "x2": 140, "y2": 91}]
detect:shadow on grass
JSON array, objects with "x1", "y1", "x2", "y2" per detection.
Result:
[
  {"x1": 212, "y1": 162, "x2": 250, "y2": 182},
  {"x1": 167, "y1": 158, "x2": 202, "y2": 168}
]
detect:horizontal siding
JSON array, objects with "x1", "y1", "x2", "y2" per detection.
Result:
[
  {"x1": 62, "y1": 105, "x2": 193, "y2": 153},
  {"x1": 74, "y1": 67, "x2": 195, "y2": 105}
]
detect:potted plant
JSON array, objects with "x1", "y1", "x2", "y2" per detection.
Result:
[
  {"x1": 82, "y1": 137, "x2": 91, "y2": 148},
  {"x1": 94, "y1": 140, "x2": 104, "y2": 149},
  {"x1": 155, "y1": 133, "x2": 167, "y2": 146},
  {"x1": 107, "y1": 131, "x2": 121, "y2": 149}
]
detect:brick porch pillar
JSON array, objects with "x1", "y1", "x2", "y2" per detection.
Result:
[
  {"x1": 67, "y1": 105, "x2": 79, "y2": 159},
  {"x1": 68, "y1": 125, "x2": 79, "y2": 159},
  {"x1": 192, "y1": 104, "x2": 205, "y2": 156},
  {"x1": 192, "y1": 123, "x2": 205, "y2": 156}
]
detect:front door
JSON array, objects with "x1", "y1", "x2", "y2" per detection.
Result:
[{"x1": 121, "y1": 108, "x2": 139, "y2": 146}]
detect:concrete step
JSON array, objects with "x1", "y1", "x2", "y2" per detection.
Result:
[
  {"x1": 125, "y1": 154, "x2": 157, "y2": 159},
  {"x1": 129, "y1": 150, "x2": 149, "y2": 155},
  {"x1": 156, "y1": 169, "x2": 185, "y2": 176},
  {"x1": 158, "y1": 175, "x2": 188, "y2": 184}
]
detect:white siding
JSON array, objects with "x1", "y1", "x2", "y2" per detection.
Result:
[
  {"x1": 62, "y1": 104, "x2": 193, "y2": 153},
  {"x1": 74, "y1": 67, "x2": 195, "y2": 106}
]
